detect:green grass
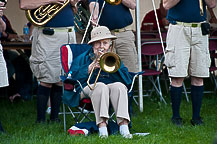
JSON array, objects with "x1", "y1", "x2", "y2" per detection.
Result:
[{"x1": 0, "y1": 91, "x2": 217, "y2": 144}]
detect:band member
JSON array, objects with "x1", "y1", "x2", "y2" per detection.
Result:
[
  {"x1": 163, "y1": 0, "x2": 216, "y2": 126},
  {"x1": 20, "y1": 0, "x2": 78, "y2": 123},
  {"x1": 89, "y1": 0, "x2": 139, "y2": 73},
  {"x1": 0, "y1": 0, "x2": 7, "y2": 133},
  {"x1": 67, "y1": 26, "x2": 133, "y2": 138}
]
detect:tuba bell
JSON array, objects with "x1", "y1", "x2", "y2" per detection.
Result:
[
  {"x1": 105, "y1": 0, "x2": 121, "y2": 5},
  {"x1": 25, "y1": 0, "x2": 70, "y2": 26}
]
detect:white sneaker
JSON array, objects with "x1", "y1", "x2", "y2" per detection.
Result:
[
  {"x1": 120, "y1": 125, "x2": 133, "y2": 139},
  {"x1": 46, "y1": 107, "x2": 51, "y2": 114},
  {"x1": 121, "y1": 133, "x2": 133, "y2": 139},
  {"x1": 99, "y1": 126, "x2": 108, "y2": 138}
]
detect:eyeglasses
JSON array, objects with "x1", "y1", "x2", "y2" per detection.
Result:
[{"x1": 93, "y1": 40, "x2": 111, "y2": 48}]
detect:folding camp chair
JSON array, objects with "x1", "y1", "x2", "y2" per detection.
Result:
[
  {"x1": 60, "y1": 43, "x2": 95, "y2": 131},
  {"x1": 139, "y1": 41, "x2": 167, "y2": 104},
  {"x1": 60, "y1": 43, "x2": 143, "y2": 131}
]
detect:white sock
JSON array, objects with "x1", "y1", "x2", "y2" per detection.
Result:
[
  {"x1": 119, "y1": 125, "x2": 130, "y2": 135},
  {"x1": 99, "y1": 126, "x2": 108, "y2": 137}
]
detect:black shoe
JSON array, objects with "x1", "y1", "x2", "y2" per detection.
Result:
[
  {"x1": 171, "y1": 118, "x2": 183, "y2": 126},
  {"x1": 0, "y1": 124, "x2": 4, "y2": 133},
  {"x1": 49, "y1": 118, "x2": 61, "y2": 123},
  {"x1": 35, "y1": 120, "x2": 46, "y2": 124},
  {"x1": 191, "y1": 117, "x2": 203, "y2": 126}
]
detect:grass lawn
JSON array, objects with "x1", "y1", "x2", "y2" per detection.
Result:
[{"x1": 0, "y1": 84, "x2": 217, "y2": 144}]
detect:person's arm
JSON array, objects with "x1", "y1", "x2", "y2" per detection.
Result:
[
  {"x1": 163, "y1": 0, "x2": 180, "y2": 10},
  {"x1": 19, "y1": 0, "x2": 65, "y2": 10},
  {"x1": 70, "y1": 0, "x2": 80, "y2": 7},
  {"x1": 89, "y1": 1, "x2": 99, "y2": 26},
  {"x1": 205, "y1": 0, "x2": 216, "y2": 8},
  {"x1": 208, "y1": 7, "x2": 217, "y2": 23},
  {"x1": 0, "y1": 2, "x2": 6, "y2": 33},
  {"x1": 0, "y1": 18, "x2": 6, "y2": 33},
  {"x1": 121, "y1": 0, "x2": 136, "y2": 10}
]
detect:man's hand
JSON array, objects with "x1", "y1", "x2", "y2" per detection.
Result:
[
  {"x1": 0, "y1": 2, "x2": 6, "y2": 32},
  {"x1": 121, "y1": 0, "x2": 136, "y2": 10},
  {"x1": 88, "y1": 61, "x2": 100, "y2": 74},
  {"x1": 89, "y1": 2, "x2": 99, "y2": 26},
  {"x1": 20, "y1": 0, "x2": 66, "y2": 10},
  {"x1": 205, "y1": 0, "x2": 216, "y2": 8},
  {"x1": 49, "y1": 0, "x2": 66, "y2": 5},
  {"x1": 70, "y1": 0, "x2": 80, "y2": 7},
  {"x1": 0, "y1": 2, "x2": 6, "y2": 17},
  {"x1": 162, "y1": 17, "x2": 169, "y2": 26}
]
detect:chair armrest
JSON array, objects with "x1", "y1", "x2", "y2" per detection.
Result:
[{"x1": 128, "y1": 71, "x2": 145, "y2": 93}]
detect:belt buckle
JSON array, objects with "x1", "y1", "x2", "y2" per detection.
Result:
[
  {"x1": 191, "y1": 24, "x2": 198, "y2": 27},
  {"x1": 68, "y1": 28, "x2": 72, "y2": 32},
  {"x1": 114, "y1": 29, "x2": 119, "y2": 32}
]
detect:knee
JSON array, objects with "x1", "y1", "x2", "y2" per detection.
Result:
[
  {"x1": 191, "y1": 77, "x2": 203, "y2": 86},
  {"x1": 110, "y1": 82, "x2": 127, "y2": 92},
  {"x1": 40, "y1": 82, "x2": 52, "y2": 88},
  {"x1": 171, "y1": 77, "x2": 184, "y2": 87},
  {"x1": 95, "y1": 82, "x2": 109, "y2": 92}
]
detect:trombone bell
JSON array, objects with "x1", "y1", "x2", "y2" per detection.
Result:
[
  {"x1": 100, "y1": 52, "x2": 121, "y2": 73},
  {"x1": 87, "y1": 52, "x2": 121, "y2": 90}
]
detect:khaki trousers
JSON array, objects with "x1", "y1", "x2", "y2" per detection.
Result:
[
  {"x1": 0, "y1": 44, "x2": 9, "y2": 87},
  {"x1": 113, "y1": 31, "x2": 139, "y2": 73},
  {"x1": 81, "y1": 82, "x2": 130, "y2": 125}
]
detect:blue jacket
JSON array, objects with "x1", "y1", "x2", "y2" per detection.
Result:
[{"x1": 62, "y1": 48, "x2": 133, "y2": 107}]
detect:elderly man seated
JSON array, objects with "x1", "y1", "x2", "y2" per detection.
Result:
[{"x1": 69, "y1": 26, "x2": 133, "y2": 138}]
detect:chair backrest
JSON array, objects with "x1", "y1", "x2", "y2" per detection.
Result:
[
  {"x1": 141, "y1": 32, "x2": 157, "y2": 39},
  {"x1": 60, "y1": 44, "x2": 91, "y2": 75},
  {"x1": 209, "y1": 37, "x2": 217, "y2": 51},
  {"x1": 141, "y1": 41, "x2": 166, "y2": 71},
  {"x1": 141, "y1": 41, "x2": 166, "y2": 56}
]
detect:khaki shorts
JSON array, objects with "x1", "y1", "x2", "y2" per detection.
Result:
[
  {"x1": 30, "y1": 27, "x2": 76, "y2": 83},
  {"x1": 0, "y1": 44, "x2": 9, "y2": 87},
  {"x1": 165, "y1": 24, "x2": 211, "y2": 78}
]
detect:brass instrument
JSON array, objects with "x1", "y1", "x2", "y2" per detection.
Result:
[
  {"x1": 87, "y1": 51, "x2": 121, "y2": 90},
  {"x1": 26, "y1": 0, "x2": 70, "y2": 26},
  {"x1": 199, "y1": 0, "x2": 204, "y2": 16},
  {"x1": 73, "y1": 1, "x2": 92, "y2": 43},
  {"x1": 105, "y1": 0, "x2": 121, "y2": 5},
  {"x1": 74, "y1": 1, "x2": 91, "y2": 34}
]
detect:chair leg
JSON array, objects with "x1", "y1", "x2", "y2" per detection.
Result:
[
  {"x1": 63, "y1": 103, "x2": 66, "y2": 132},
  {"x1": 182, "y1": 83, "x2": 189, "y2": 102},
  {"x1": 156, "y1": 76, "x2": 167, "y2": 104},
  {"x1": 210, "y1": 72, "x2": 217, "y2": 92},
  {"x1": 133, "y1": 96, "x2": 139, "y2": 105},
  {"x1": 149, "y1": 76, "x2": 167, "y2": 104},
  {"x1": 67, "y1": 106, "x2": 79, "y2": 124},
  {"x1": 162, "y1": 69, "x2": 169, "y2": 93},
  {"x1": 76, "y1": 104, "x2": 93, "y2": 122}
]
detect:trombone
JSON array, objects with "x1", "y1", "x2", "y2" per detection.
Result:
[
  {"x1": 199, "y1": 0, "x2": 204, "y2": 16},
  {"x1": 87, "y1": 46, "x2": 121, "y2": 90}
]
